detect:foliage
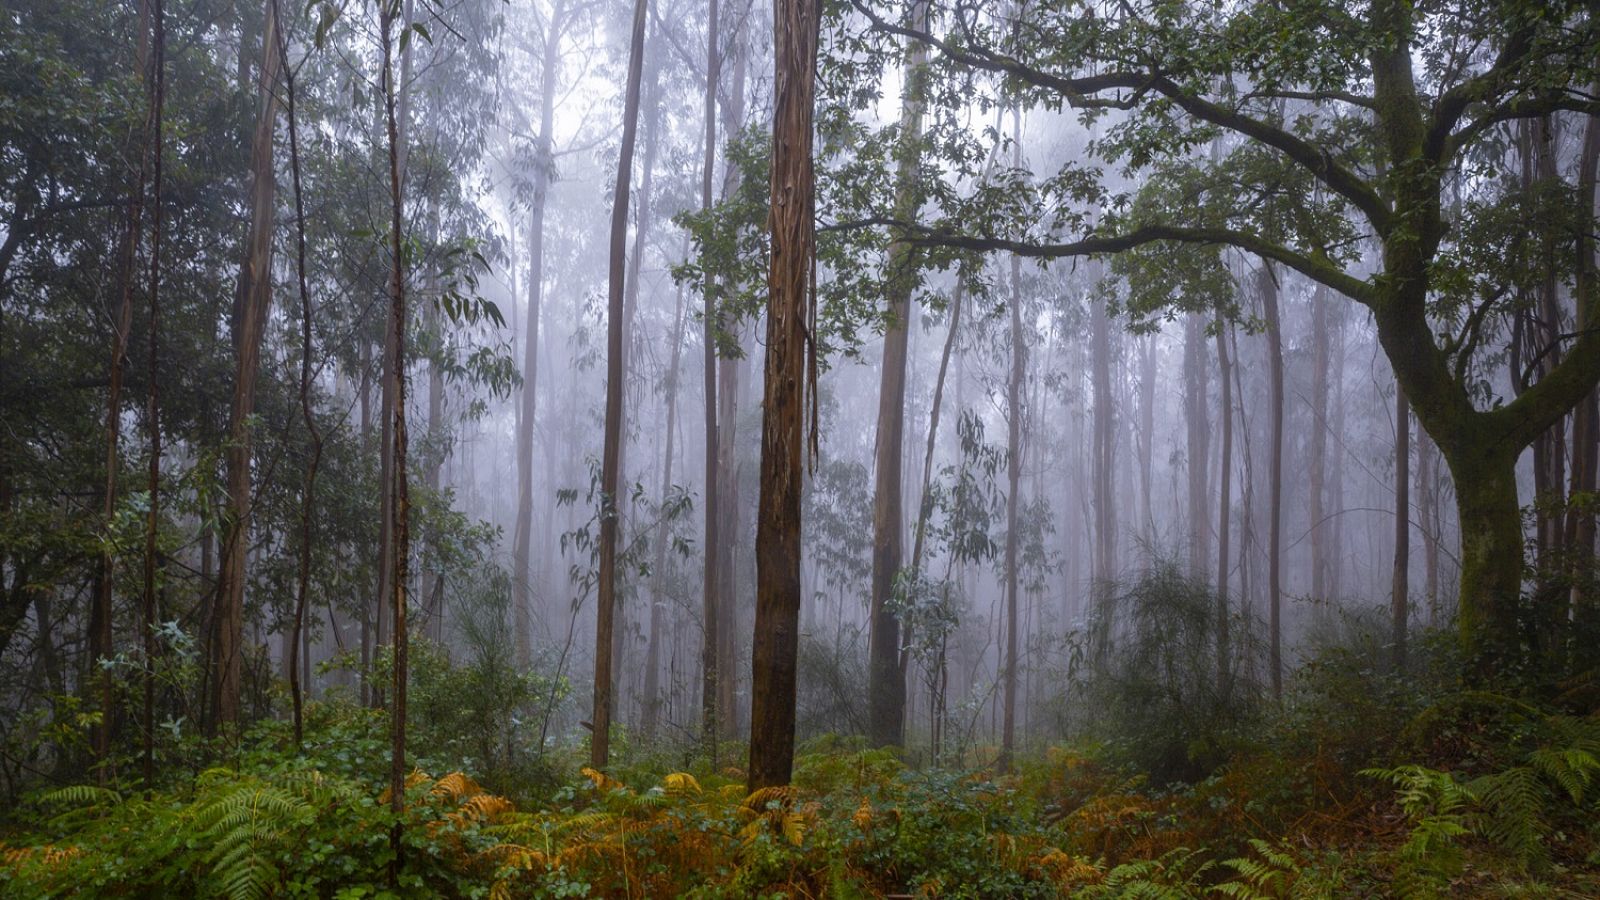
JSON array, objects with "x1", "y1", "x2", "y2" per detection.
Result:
[{"x1": 1064, "y1": 562, "x2": 1264, "y2": 783}]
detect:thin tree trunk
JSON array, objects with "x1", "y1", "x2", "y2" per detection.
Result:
[
  {"x1": 642, "y1": 263, "x2": 687, "y2": 740},
  {"x1": 276, "y1": 0, "x2": 320, "y2": 751},
  {"x1": 1214, "y1": 304, "x2": 1233, "y2": 690},
  {"x1": 1000, "y1": 227, "x2": 1024, "y2": 772},
  {"x1": 1138, "y1": 335, "x2": 1156, "y2": 541},
  {"x1": 215, "y1": 0, "x2": 282, "y2": 730},
  {"x1": 1393, "y1": 386, "x2": 1410, "y2": 671},
  {"x1": 375, "y1": 0, "x2": 416, "y2": 679},
  {"x1": 92, "y1": 0, "x2": 154, "y2": 773},
  {"x1": 1259, "y1": 264, "x2": 1284, "y2": 698},
  {"x1": 713, "y1": 26, "x2": 748, "y2": 742},
  {"x1": 867, "y1": 0, "x2": 928, "y2": 749},
  {"x1": 1570, "y1": 81, "x2": 1600, "y2": 654},
  {"x1": 697, "y1": 0, "x2": 723, "y2": 760},
  {"x1": 378, "y1": 0, "x2": 412, "y2": 871},
  {"x1": 903, "y1": 278, "x2": 963, "y2": 674},
  {"x1": 592, "y1": 0, "x2": 648, "y2": 770},
  {"x1": 1184, "y1": 313, "x2": 1211, "y2": 581},
  {"x1": 1420, "y1": 435, "x2": 1440, "y2": 627},
  {"x1": 1310, "y1": 284, "x2": 1329, "y2": 601},
  {"x1": 511, "y1": 16, "x2": 556, "y2": 665},
  {"x1": 1091, "y1": 281, "x2": 1115, "y2": 583},
  {"x1": 612, "y1": 34, "x2": 663, "y2": 717},
  {"x1": 140, "y1": 0, "x2": 167, "y2": 788},
  {"x1": 747, "y1": 0, "x2": 817, "y2": 791}
]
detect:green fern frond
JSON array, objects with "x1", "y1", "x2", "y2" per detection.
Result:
[{"x1": 38, "y1": 785, "x2": 120, "y2": 809}]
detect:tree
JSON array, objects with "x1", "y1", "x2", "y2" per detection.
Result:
[
  {"x1": 90, "y1": 0, "x2": 154, "y2": 773},
  {"x1": 855, "y1": 0, "x2": 1600, "y2": 677},
  {"x1": 1309, "y1": 284, "x2": 1330, "y2": 602},
  {"x1": 1258, "y1": 263, "x2": 1284, "y2": 697},
  {"x1": 1182, "y1": 311, "x2": 1210, "y2": 582},
  {"x1": 999, "y1": 148, "x2": 1025, "y2": 772},
  {"x1": 1393, "y1": 385, "x2": 1411, "y2": 671},
  {"x1": 213, "y1": 0, "x2": 282, "y2": 731},
  {"x1": 867, "y1": 0, "x2": 929, "y2": 750},
  {"x1": 697, "y1": 0, "x2": 724, "y2": 758},
  {"x1": 511, "y1": 0, "x2": 573, "y2": 669},
  {"x1": 273, "y1": 0, "x2": 320, "y2": 751},
  {"x1": 377, "y1": 0, "x2": 412, "y2": 862},
  {"x1": 748, "y1": 0, "x2": 818, "y2": 791},
  {"x1": 1214, "y1": 302, "x2": 1233, "y2": 688},
  {"x1": 592, "y1": 0, "x2": 649, "y2": 771},
  {"x1": 139, "y1": 0, "x2": 167, "y2": 788}
]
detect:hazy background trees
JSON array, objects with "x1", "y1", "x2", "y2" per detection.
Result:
[{"x1": 0, "y1": 0, "x2": 1597, "y2": 798}]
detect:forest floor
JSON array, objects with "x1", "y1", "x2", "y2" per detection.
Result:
[{"x1": 3, "y1": 640, "x2": 1599, "y2": 897}]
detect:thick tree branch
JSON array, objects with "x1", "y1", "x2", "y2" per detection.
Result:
[
  {"x1": 824, "y1": 215, "x2": 1375, "y2": 303},
  {"x1": 850, "y1": 0, "x2": 1392, "y2": 233},
  {"x1": 1443, "y1": 92, "x2": 1600, "y2": 161}
]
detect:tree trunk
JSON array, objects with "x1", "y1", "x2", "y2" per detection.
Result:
[
  {"x1": 1000, "y1": 234, "x2": 1024, "y2": 773},
  {"x1": 214, "y1": 0, "x2": 281, "y2": 730},
  {"x1": 1184, "y1": 315, "x2": 1211, "y2": 581},
  {"x1": 747, "y1": 0, "x2": 817, "y2": 791},
  {"x1": 92, "y1": 0, "x2": 154, "y2": 772},
  {"x1": 697, "y1": 0, "x2": 723, "y2": 760},
  {"x1": 1309, "y1": 284, "x2": 1329, "y2": 602},
  {"x1": 642, "y1": 262, "x2": 687, "y2": 740},
  {"x1": 1138, "y1": 335, "x2": 1156, "y2": 541},
  {"x1": 612, "y1": 36, "x2": 663, "y2": 719},
  {"x1": 1570, "y1": 84, "x2": 1600, "y2": 657},
  {"x1": 140, "y1": 0, "x2": 167, "y2": 788},
  {"x1": 1091, "y1": 281, "x2": 1115, "y2": 583},
  {"x1": 1393, "y1": 387, "x2": 1410, "y2": 671},
  {"x1": 1446, "y1": 442, "x2": 1524, "y2": 675},
  {"x1": 1258, "y1": 264, "x2": 1284, "y2": 697},
  {"x1": 1214, "y1": 304, "x2": 1233, "y2": 690},
  {"x1": 379, "y1": 0, "x2": 412, "y2": 864},
  {"x1": 713, "y1": 23, "x2": 749, "y2": 743},
  {"x1": 511, "y1": 12, "x2": 557, "y2": 663},
  {"x1": 278, "y1": 0, "x2": 320, "y2": 750},
  {"x1": 592, "y1": 0, "x2": 648, "y2": 771},
  {"x1": 867, "y1": 0, "x2": 928, "y2": 749}
]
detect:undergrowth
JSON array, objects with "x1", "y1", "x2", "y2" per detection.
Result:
[{"x1": 3, "y1": 641, "x2": 1598, "y2": 897}]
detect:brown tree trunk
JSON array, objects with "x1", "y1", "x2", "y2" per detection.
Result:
[
  {"x1": 92, "y1": 0, "x2": 154, "y2": 772},
  {"x1": 1138, "y1": 335, "x2": 1156, "y2": 541},
  {"x1": 140, "y1": 0, "x2": 166, "y2": 788},
  {"x1": 592, "y1": 0, "x2": 648, "y2": 771},
  {"x1": 374, "y1": 0, "x2": 416, "y2": 687},
  {"x1": 277, "y1": 0, "x2": 320, "y2": 750},
  {"x1": 1184, "y1": 315, "x2": 1211, "y2": 581},
  {"x1": 1309, "y1": 285, "x2": 1329, "y2": 602},
  {"x1": 378, "y1": 0, "x2": 412, "y2": 868},
  {"x1": 1214, "y1": 304, "x2": 1233, "y2": 689},
  {"x1": 214, "y1": 0, "x2": 281, "y2": 730},
  {"x1": 713, "y1": 23, "x2": 748, "y2": 743},
  {"x1": 512, "y1": 5, "x2": 562, "y2": 668},
  {"x1": 1393, "y1": 387, "x2": 1411, "y2": 671},
  {"x1": 747, "y1": 0, "x2": 817, "y2": 791},
  {"x1": 1570, "y1": 84, "x2": 1600, "y2": 656},
  {"x1": 867, "y1": 0, "x2": 928, "y2": 749},
  {"x1": 1091, "y1": 279, "x2": 1115, "y2": 583},
  {"x1": 697, "y1": 0, "x2": 723, "y2": 760},
  {"x1": 642, "y1": 262, "x2": 687, "y2": 740},
  {"x1": 1000, "y1": 225, "x2": 1025, "y2": 772},
  {"x1": 1258, "y1": 264, "x2": 1284, "y2": 697}
]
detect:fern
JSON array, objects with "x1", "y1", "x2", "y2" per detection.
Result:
[
  {"x1": 37, "y1": 784, "x2": 121, "y2": 809},
  {"x1": 1467, "y1": 764, "x2": 1549, "y2": 869},
  {"x1": 187, "y1": 773, "x2": 315, "y2": 900}
]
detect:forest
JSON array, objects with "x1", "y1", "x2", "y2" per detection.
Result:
[{"x1": 2, "y1": 0, "x2": 1600, "y2": 895}]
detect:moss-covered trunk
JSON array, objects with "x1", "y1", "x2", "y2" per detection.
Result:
[{"x1": 1444, "y1": 442, "x2": 1525, "y2": 678}]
